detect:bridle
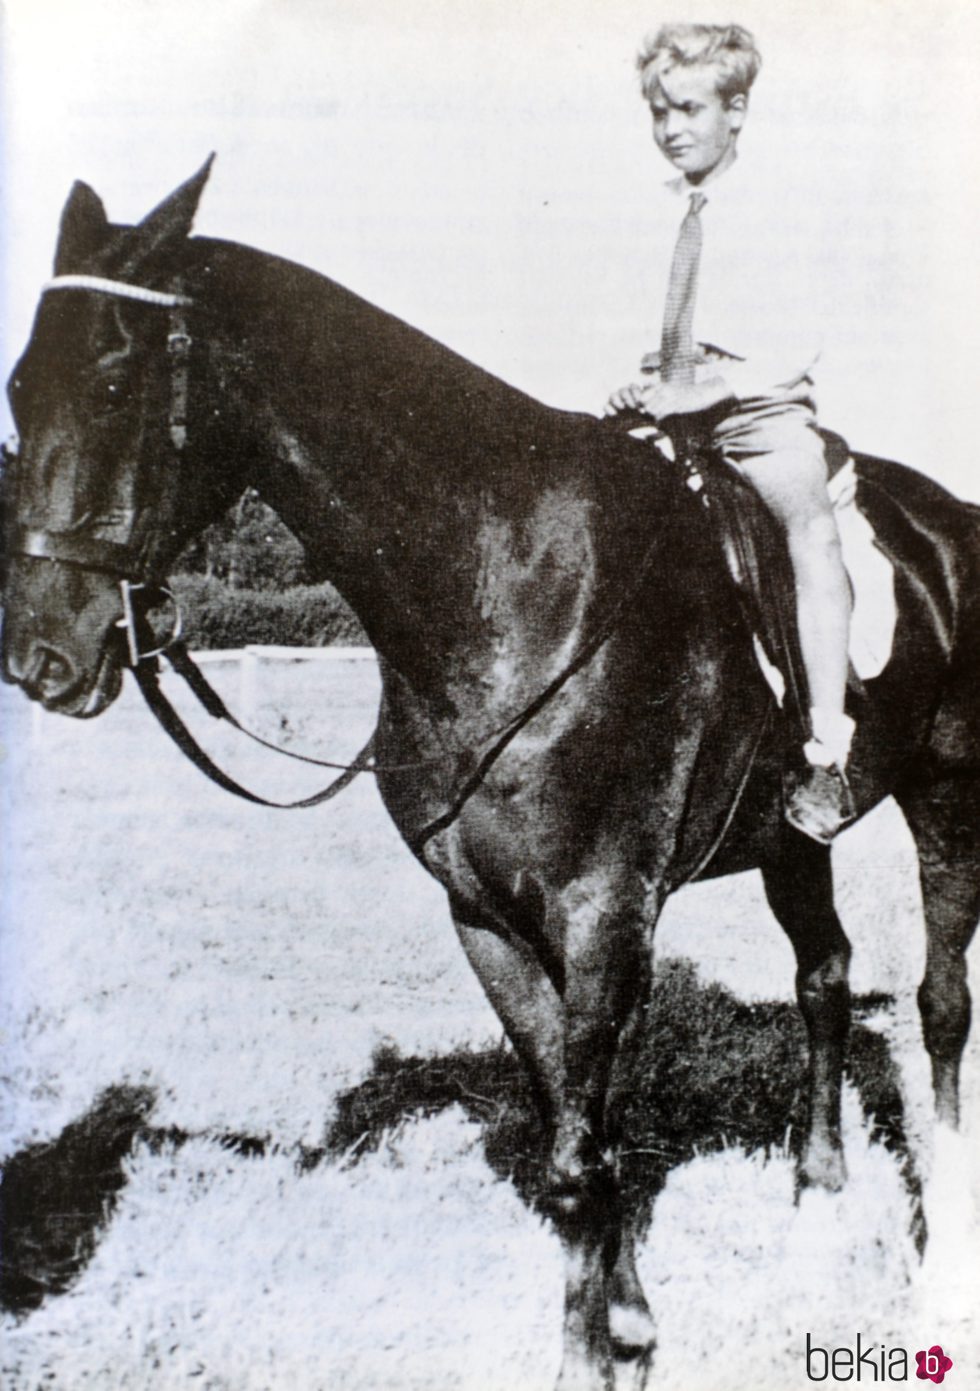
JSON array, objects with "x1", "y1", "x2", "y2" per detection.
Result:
[
  {"x1": 16, "y1": 274, "x2": 194, "y2": 667},
  {"x1": 11, "y1": 273, "x2": 376, "y2": 807}
]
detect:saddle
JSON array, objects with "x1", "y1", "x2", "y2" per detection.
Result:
[
  {"x1": 692, "y1": 445, "x2": 809, "y2": 735},
  {"x1": 681, "y1": 428, "x2": 866, "y2": 740}
]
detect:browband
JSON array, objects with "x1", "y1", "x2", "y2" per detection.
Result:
[
  {"x1": 42, "y1": 275, "x2": 193, "y2": 308},
  {"x1": 41, "y1": 274, "x2": 193, "y2": 452}
]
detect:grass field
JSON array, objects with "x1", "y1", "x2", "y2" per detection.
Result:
[{"x1": 1, "y1": 656, "x2": 978, "y2": 1390}]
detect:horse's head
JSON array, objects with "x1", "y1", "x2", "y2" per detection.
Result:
[{"x1": 2, "y1": 158, "x2": 233, "y2": 716}]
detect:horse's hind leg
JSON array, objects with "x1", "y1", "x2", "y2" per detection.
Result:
[
  {"x1": 761, "y1": 830, "x2": 852, "y2": 1191},
  {"x1": 895, "y1": 775, "x2": 980, "y2": 1127}
]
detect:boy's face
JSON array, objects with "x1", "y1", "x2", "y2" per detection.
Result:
[{"x1": 648, "y1": 65, "x2": 746, "y2": 182}]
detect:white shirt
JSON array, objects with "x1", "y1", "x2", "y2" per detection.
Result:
[{"x1": 649, "y1": 151, "x2": 823, "y2": 401}]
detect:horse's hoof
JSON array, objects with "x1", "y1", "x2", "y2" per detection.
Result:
[
  {"x1": 555, "y1": 1356, "x2": 615, "y2": 1391},
  {"x1": 609, "y1": 1301, "x2": 657, "y2": 1360},
  {"x1": 798, "y1": 1143, "x2": 847, "y2": 1194}
]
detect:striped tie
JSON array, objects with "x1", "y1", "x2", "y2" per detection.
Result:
[{"x1": 660, "y1": 191, "x2": 707, "y2": 385}]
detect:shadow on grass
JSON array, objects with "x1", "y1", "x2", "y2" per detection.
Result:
[
  {"x1": 0, "y1": 1085, "x2": 155, "y2": 1316},
  {"x1": 0, "y1": 961, "x2": 922, "y2": 1318},
  {"x1": 0, "y1": 1092, "x2": 275, "y2": 1318},
  {"x1": 322, "y1": 961, "x2": 923, "y2": 1236}
]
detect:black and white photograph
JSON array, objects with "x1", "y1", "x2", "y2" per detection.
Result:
[{"x1": 2, "y1": 2, "x2": 979, "y2": 1387}]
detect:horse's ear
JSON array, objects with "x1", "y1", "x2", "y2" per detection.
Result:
[
  {"x1": 120, "y1": 154, "x2": 216, "y2": 277},
  {"x1": 54, "y1": 181, "x2": 110, "y2": 274}
]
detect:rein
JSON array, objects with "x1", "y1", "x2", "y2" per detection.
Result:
[{"x1": 133, "y1": 642, "x2": 376, "y2": 809}]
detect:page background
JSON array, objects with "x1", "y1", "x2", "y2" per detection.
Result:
[
  {"x1": 2, "y1": 0, "x2": 978, "y2": 498},
  {"x1": 1, "y1": 5, "x2": 977, "y2": 1388}
]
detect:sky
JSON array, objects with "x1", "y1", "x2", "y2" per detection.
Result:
[{"x1": 2, "y1": 0, "x2": 979, "y2": 498}]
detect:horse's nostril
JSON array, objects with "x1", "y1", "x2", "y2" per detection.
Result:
[
  {"x1": 41, "y1": 648, "x2": 70, "y2": 684},
  {"x1": 26, "y1": 644, "x2": 76, "y2": 701}
]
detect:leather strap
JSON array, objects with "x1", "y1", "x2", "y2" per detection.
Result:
[
  {"x1": 134, "y1": 648, "x2": 375, "y2": 808},
  {"x1": 16, "y1": 527, "x2": 139, "y2": 577},
  {"x1": 165, "y1": 640, "x2": 377, "y2": 770},
  {"x1": 166, "y1": 299, "x2": 192, "y2": 452}
]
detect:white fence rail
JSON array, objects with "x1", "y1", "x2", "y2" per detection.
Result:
[
  {"x1": 207, "y1": 645, "x2": 376, "y2": 726},
  {"x1": 30, "y1": 645, "x2": 377, "y2": 742}
]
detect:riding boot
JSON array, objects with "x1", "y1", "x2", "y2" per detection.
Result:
[
  {"x1": 784, "y1": 709, "x2": 857, "y2": 844},
  {"x1": 784, "y1": 763, "x2": 857, "y2": 844}
]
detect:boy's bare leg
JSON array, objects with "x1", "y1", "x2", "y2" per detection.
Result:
[{"x1": 734, "y1": 447, "x2": 856, "y2": 838}]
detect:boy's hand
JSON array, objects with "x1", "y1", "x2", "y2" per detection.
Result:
[
  {"x1": 605, "y1": 383, "x2": 654, "y2": 416},
  {"x1": 604, "y1": 376, "x2": 734, "y2": 420}
]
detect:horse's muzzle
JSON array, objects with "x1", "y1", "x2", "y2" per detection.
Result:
[{"x1": 2, "y1": 629, "x2": 124, "y2": 716}]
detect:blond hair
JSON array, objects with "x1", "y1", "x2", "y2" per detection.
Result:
[{"x1": 637, "y1": 24, "x2": 761, "y2": 104}]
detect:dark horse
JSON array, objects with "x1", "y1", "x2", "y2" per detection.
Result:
[{"x1": 4, "y1": 161, "x2": 980, "y2": 1389}]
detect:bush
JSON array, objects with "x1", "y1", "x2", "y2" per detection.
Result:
[
  {"x1": 175, "y1": 490, "x2": 311, "y2": 592},
  {"x1": 171, "y1": 576, "x2": 368, "y2": 650}
]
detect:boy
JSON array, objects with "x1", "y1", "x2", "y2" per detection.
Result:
[{"x1": 606, "y1": 22, "x2": 855, "y2": 842}]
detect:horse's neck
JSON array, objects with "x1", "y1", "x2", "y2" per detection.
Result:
[{"x1": 194, "y1": 241, "x2": 695, "y2": 710}]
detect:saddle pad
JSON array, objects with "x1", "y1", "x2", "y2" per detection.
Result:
[
  {"x1": 753, "y1": 456, "x2": 897, "y2": 704},
  {"x1": 830, "y1": 457, "x2": 897, "y2": 680}
]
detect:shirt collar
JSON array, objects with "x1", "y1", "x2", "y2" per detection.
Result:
[{"x1": 663, "y1": 148, "x2": 747, "y2": 204}]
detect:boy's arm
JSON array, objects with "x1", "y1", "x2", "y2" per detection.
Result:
[{"x1": 606, "y1": 374, "x2": 735, "y2": 420}]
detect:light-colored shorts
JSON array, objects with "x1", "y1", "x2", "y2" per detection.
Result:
[
  {"x1": 714, "y1": 389, "x2": 826, "y2": 468},
  {"x1": 640, "y1": 349, "x2": 826, "y2": 469}
]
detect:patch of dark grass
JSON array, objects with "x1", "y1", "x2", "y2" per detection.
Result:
[
  {"x1": 140, "y1": 1125, "x2": 271, "y2": 1161},
  {"x1": 851, "y1": 991, "x2": 899, "y2": 1018},
  {"x1": 0, "y1": 1085, "x2": 155, "y2": 1316},
  {"x1": 0, "y1": 1095, "x2": 286, "y2": 1320},
  {"x1": 325, "y1": 960, "x2": 922, "y2": 1233},
  {"x1": 0, "y1": 966, "x2": 923, "y2": 1319},
  {"x1": 325, "y1": 1039, "x2": 548, "y2": 1196}
]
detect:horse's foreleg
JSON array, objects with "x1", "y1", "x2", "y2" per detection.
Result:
[
  {"x1": 453, "y1": 880, "x2": 655, "y2": 1389},
  {"x1": 761, "y1": 832, "x2": 851, "y2": 1191},
  {"x1": 452, "y1": 895, "x2": 611, "y2": 1389},
  {"x1": 549, "y1": 880, "x2": 658, "y2": 1388},
  {"x1": 452, "y1": 895, "x2": 563, "y2": 1126},
  {"x1": 896, "y1": 775, "x2": 980, "y2": 1128}
]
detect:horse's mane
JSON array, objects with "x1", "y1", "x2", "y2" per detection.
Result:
[
  {"x1": 188, "y1": 235, "x2": 563, "y2": 418},
  {"x1": 181, "y1": 233, "x2": 685, "y2": 529}
]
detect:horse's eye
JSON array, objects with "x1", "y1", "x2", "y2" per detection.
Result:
[
  {"x1": 98, "y1": 380, "x2": 127, "y2": 415},
  {"x1": 7, "y1": 378, "x2": 28, "y2": 426}
]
